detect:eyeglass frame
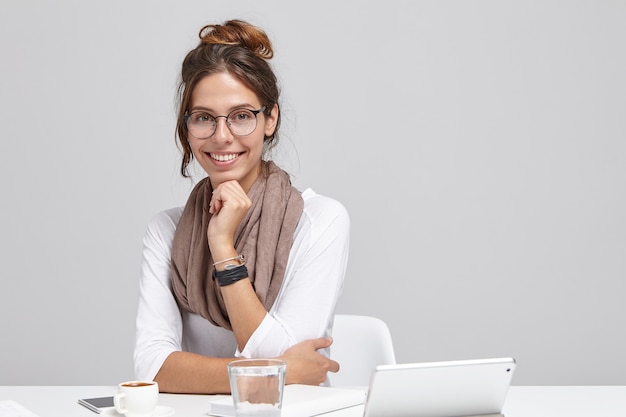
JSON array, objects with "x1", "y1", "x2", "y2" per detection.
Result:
[{"x1": 183, "y1": 106, "x2": 267, "y2": 139}]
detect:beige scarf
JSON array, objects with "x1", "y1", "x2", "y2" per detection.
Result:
[{"x1": 171, "y1": 161, "x2": 304, "y2": 330}]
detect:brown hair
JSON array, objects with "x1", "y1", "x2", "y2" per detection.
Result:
[{"x1": 176, "y1": 19, "x2": 281, "y2": 177}]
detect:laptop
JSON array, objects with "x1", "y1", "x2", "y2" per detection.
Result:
[{"x1": 362, "y1": 357, "x2": 516, "y2": 417}]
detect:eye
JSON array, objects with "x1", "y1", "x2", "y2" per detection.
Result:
[
  {"x1": 229, "y1": 109, "x2": 253, "y2": 123},
  {"x1": 191, "y1": 112, "x2": 214, "y2": 123}
]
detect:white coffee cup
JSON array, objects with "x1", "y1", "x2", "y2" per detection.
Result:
[{"x1": 113, "y1": 380, "x2": 159, "y2": 417}]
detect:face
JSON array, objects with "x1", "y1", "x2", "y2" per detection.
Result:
[{"x1": 187, "y1": 72, "x2": 278, "y2": 192}]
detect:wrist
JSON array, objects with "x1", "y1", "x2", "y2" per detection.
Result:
[
  {"x1": 212, "y1": 264, "x2": 249, "y2": 286},
  {"x1": 213, "y1": 254, "x2": 245, "y2": 272},
  {"x1": 210, "y1": 249, "x2": 238, "y2": 271},
  {"x1": 208, "y1": 234, "x2": 235, "y2": 251}
]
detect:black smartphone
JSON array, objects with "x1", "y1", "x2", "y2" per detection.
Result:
[{"x1": 77, "y1": 396, "x2": 115, "y2": 414}]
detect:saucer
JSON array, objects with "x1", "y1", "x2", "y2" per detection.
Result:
[
  {"x1": 102, "y1": 405, "x2": 175, "y2": 416},
  {"x1": 153, "y1": 406, "x2": 175, "y2": 417}
]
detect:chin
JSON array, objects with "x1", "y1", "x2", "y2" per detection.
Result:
[{"x1": 208, "y1": 172, "x2": 240, "y2": 186}]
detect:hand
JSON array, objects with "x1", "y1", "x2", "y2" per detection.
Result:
[
  {"x1": 280, "y1": 337, "x2": 340, "y2": 386},
  {"x1": 207, "y1": 180, "x2": 251, "y2": 253}
]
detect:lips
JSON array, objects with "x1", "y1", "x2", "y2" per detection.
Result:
[{"x1": 209, "y1": 153, "x2": 240, "y2": 162}]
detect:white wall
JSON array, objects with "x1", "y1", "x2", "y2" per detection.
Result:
[{"x1": 1, "y1": 0, "x2": 624, "y2": 386}]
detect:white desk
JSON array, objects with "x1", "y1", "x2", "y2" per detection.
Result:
[{"x1": 1, "y1": 386, "x2": 625, "y2": 416}]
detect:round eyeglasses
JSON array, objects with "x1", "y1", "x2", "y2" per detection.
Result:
[{"x1": 184, "y1": 106, "x2": 266, "y2": 139}]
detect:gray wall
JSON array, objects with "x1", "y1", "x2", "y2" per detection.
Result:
[{"x1": 1, "y1": 0, "x2": 624, "y2": 386}]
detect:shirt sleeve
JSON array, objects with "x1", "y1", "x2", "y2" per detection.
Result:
[
  {"x1": 133, "y1": 208, "x2": 183, "y2": 381},
  {"x1": 238, "y1": 191, "x2": 350, "y2": 358}
]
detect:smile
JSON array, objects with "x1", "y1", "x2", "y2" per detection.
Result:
[{"x1": 210, "y1": 153, "x2": 240, "y2": 162}]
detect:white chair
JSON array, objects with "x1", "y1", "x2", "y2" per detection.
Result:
[{"x1": 329, "y1": 314, "x2": 397, "y2": 387}]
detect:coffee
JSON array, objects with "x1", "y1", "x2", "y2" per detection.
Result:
[{"x1": 121, "y1": 382, "x2": 154, "y2": 388}]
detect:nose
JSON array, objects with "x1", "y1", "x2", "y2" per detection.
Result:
[{"x1": 212, "y1": 116, "x2": 233, "y2": 143}]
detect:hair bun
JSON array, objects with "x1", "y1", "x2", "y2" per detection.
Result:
[{"x1": 199, "y1": 19, "x2": 273, "y2": 60}]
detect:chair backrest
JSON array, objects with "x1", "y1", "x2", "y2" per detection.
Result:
[{"x1": 329, "y1": 314, "x2": 396, "y2": 387}]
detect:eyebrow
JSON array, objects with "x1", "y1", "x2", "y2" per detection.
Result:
[{"x1": 189, "y1": 103, "x2": 259, "y2": 113}]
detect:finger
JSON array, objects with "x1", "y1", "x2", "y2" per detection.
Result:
[
  {"x1": 213, "y1": 180, "x2": 246, "y2": 199},
  {"x1": 310, "y1": 337, "x2": 333, "y2": 351},
  {"x1": 328, "y1": 359, "x2": 340, "y2": 373},
  {"x1": 209, "y1": 197, "x2": 221, "y2": 214},
  {"x1": 211, "y1": 185, "x2": 248, "y2": 212}
]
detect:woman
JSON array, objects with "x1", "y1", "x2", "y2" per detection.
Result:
[{"x1": 133, "y1": 19, "x2": 350, "y2": 394}]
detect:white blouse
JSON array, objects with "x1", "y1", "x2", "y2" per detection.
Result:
[{"x1": 134, "y1": 188, "x2": 350, "y2": 381}]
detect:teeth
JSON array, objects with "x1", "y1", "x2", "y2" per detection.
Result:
[{"x1": 210, "y1": 153, "x2": 238, "y2": 162}]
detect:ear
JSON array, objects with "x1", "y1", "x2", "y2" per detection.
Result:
[{"x1": 264, "y1": 104, "x2": 279, "y2": 138}]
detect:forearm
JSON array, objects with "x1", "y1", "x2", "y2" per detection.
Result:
[
  {"x1": 153, "y1": 338, "x2": 338, "y2": 394},
  {"x1": 211, "y1": 241, "x2": 267, "y2": 351},
  {"x1": 220, "y1": 278, "x2": 267, "y2": 350},
  {"x1": 154, "y1": 351, "x2": 233, "y2": 394}
]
